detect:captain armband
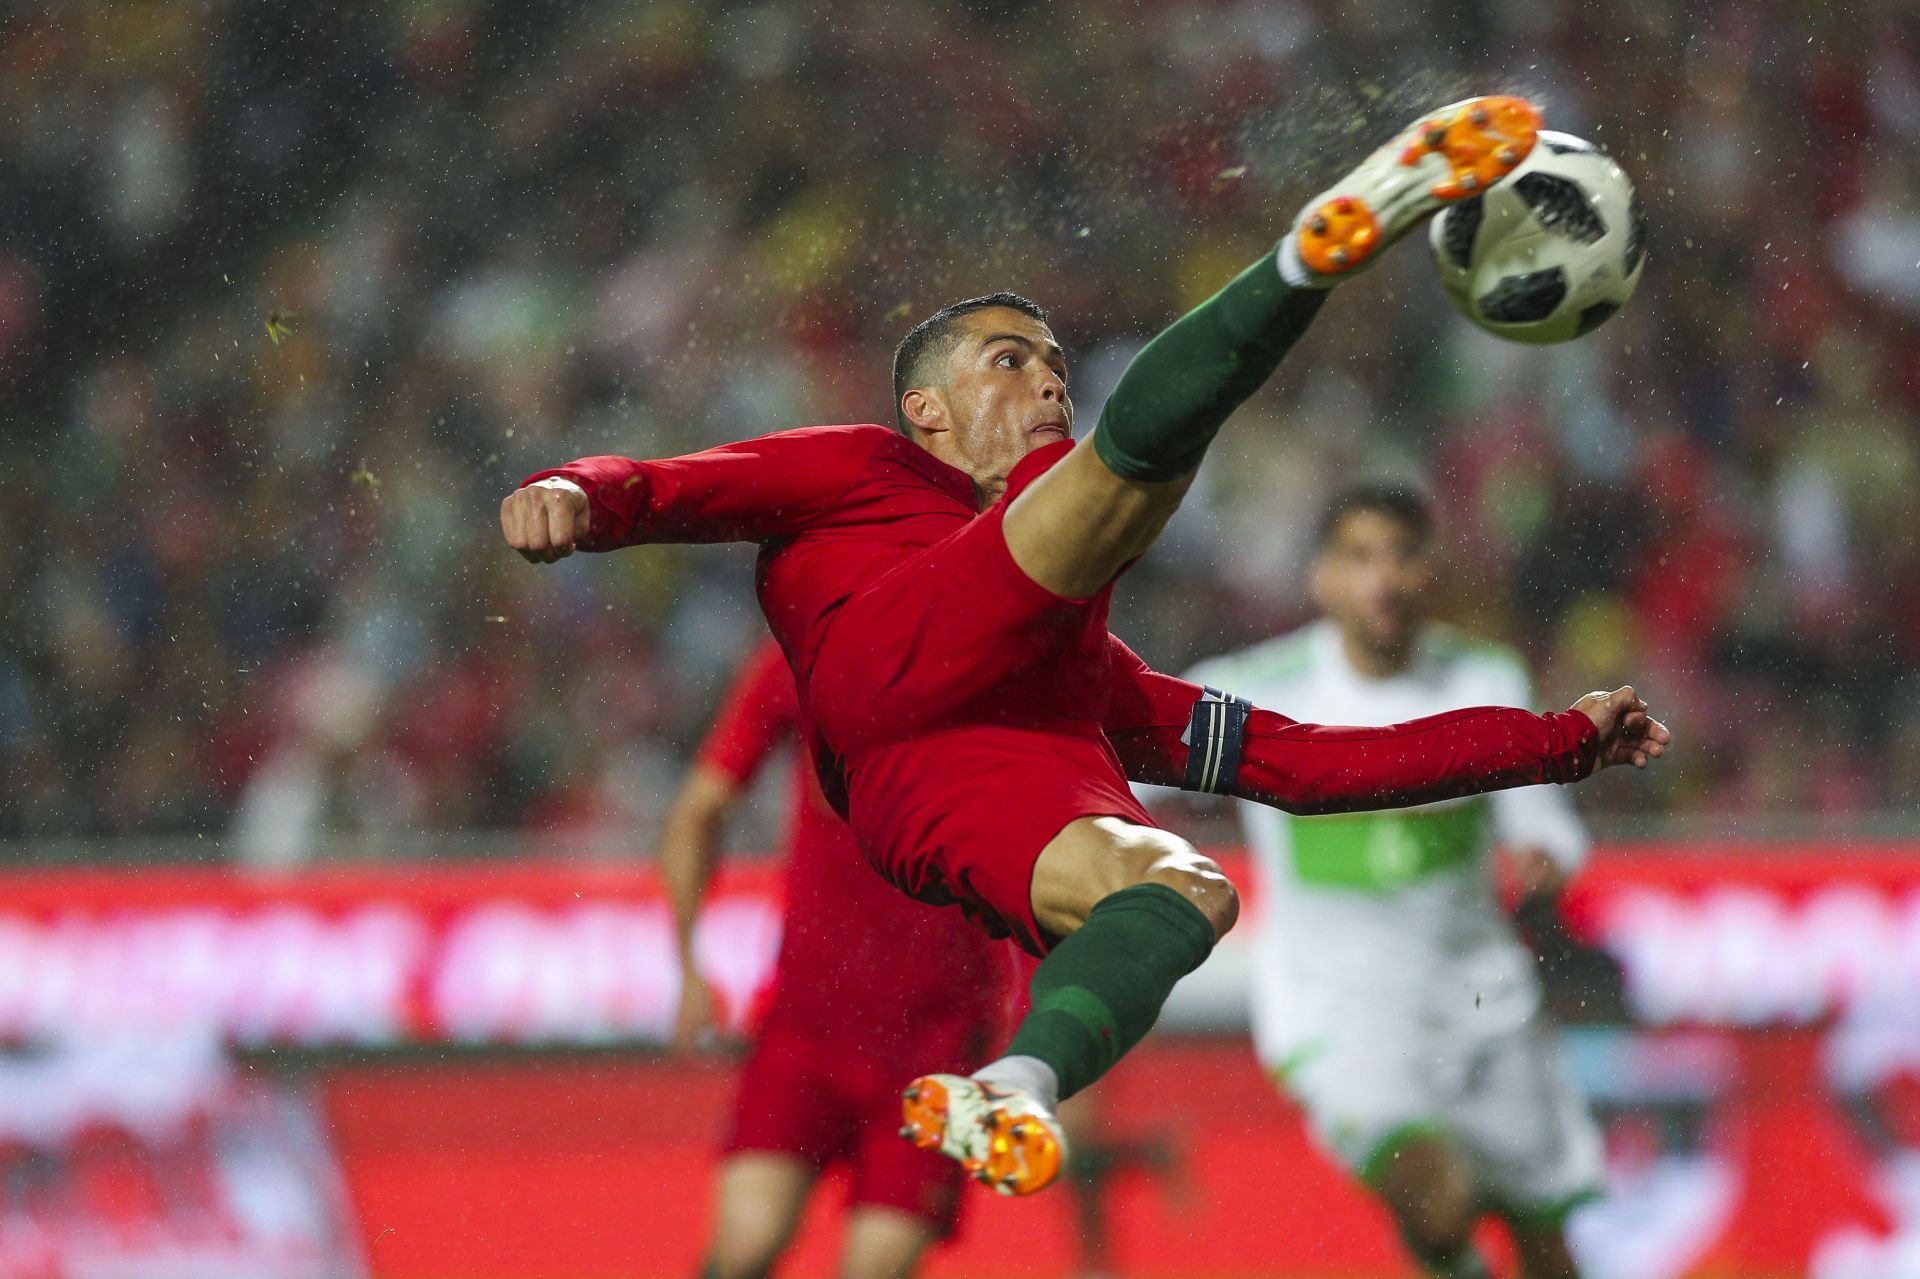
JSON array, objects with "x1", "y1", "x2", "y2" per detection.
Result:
[{"x1": 1181, "y1": 686, "x2": 1253, "y2": 795}]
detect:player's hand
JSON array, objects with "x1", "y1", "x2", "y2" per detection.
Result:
[
  {"x1": 1507, "y1": 846, "x2": 1568, "y2": 899},
  {"x1": 500, "y1": 478, "x2": 591, "y2": 563},
  {"x1": 1571, "y1": 686, "x2": 1671, "y2": 771},
  {"x1": 672, "y1": 969, "x2": 721, "y2": 1055}
]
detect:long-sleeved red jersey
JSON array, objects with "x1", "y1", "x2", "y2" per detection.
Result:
[{"x1": 527, "y1": 424, "x2": 1595, "y2": 952}]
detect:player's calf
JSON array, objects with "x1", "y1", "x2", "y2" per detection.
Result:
[
  {"x1": 839, "y1": 1206, "x2": 937, "y2": 1279},
  {"x1": 1020, "y1": 95, "x2": 1540, "y2": 598},
  {"x1": 900, "y1": 821, "x2": 1231, "y2": 1195},
  {"x1": 703, "y1": 1154, "x2": 813, "y2": 1279}
]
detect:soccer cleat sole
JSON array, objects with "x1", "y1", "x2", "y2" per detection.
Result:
[
  {"x1": 899, "y1": 1075, "x2": 1065, "y2": 1197},
  {"x1": 1297, "y1": 94, "x2": 1541, "y2": 277}
]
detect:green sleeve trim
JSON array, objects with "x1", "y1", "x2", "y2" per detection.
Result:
[
  {"x1": 1493, "y1": 1185, "x2": 1604, "y2": 1228},
  {"x1": 1265, "y1": 1038, "x2": 1330, "y2": 1093}
]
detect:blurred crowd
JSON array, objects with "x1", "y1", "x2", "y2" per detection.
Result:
[{"x1": 3, "y1": 0, "x2": 1918, "y2": 857}]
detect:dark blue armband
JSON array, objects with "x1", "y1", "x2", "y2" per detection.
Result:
[{"x1": 1181, "y1": 686, "x2": 1253, "y2": 795}]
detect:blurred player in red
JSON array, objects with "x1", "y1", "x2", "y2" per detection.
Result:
[
  {"x1": 662, "y1": 638, "x2": 1013, "y2": 1279},
  {"x1": 507, "y1": 95, "x2": 1670, "y2": 1198}
]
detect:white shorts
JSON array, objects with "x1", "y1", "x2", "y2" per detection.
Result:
[{"x1": 1274, "y1": 1012, "x2": 1603, "y2": 1217}]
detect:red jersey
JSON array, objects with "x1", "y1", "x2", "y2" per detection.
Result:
[
  {"x1": 532, "y1": 423, "x2": 1593, "y2": 802},
  {"x1": 694, "y1": 637, "x2": 1007, "y2": 1047},
  {"x1": 529, "y1": 424, "x2": 1598, "y2": 950}
]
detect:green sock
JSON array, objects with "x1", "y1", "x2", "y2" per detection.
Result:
[
  {"x1": 1004, "y1": 883, "x2": 1217, "y2": 1100},
  {"x1": 1408, "y1": 1240, "x2": 1490, "y2": 1279},
  {"x1": 1091, "y1": 249, "x2": 1327, "y2": 483}
]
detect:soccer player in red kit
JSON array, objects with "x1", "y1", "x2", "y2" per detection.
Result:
[
  {"x1": 503, "y1": 96, "x2": 1671, "y2": 1197},
  {"x1": 662, "y1": 638, "x2": 1012, "y2": 1279}
]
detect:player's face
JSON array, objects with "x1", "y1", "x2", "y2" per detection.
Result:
[
  {"x1": 929, "y1": 308, "x2": 1073, "y2": 491},
  {"x1": 1312, "y1": 510, "x2": 1431, "y2": 655}
]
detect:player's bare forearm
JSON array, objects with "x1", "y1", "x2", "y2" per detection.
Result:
[{"x1": 658, "y1": 766, "x2": 739, "y2": 965}]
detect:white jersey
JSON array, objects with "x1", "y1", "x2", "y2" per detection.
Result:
[{"x1": 1186, "y1": 619, "x2": 1589, "y2": 1063}]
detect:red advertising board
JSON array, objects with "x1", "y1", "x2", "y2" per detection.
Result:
[{"x1": 9, "y1": 843, "x2": 1920, "y2": 1277}]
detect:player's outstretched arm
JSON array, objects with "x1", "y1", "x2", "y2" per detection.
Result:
[
  {"x1": 1102, "y1": 639, "x2": 1670, "y2": 814},
  {"x1": 502, "y1": 424, "x2": 884, "y2": 560}
]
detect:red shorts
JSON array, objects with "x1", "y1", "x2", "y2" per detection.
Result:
[
  {"x1": 724, "y1": 1013, "x2": 995, "y2": 1235},
  {"x1": 808, "y1": 465, "x2": 1154, "y2": 957},
  {"x1": 846, "y1": 726, "x2": 1152, "y2": 956}
]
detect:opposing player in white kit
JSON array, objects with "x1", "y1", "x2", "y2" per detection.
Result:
[{"x1": 1187, "y1": 485, "x2": 1601, "y2": 1279}]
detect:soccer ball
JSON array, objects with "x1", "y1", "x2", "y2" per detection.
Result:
[{"x1": 1428, "y1": 130, "x2": 1646, "y2": 344}]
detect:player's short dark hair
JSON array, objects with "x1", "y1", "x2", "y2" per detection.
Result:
[
  {"x1": 890, "y1": 292, "x2": 1049, "y2": 435},
  {"x1": 1315, "y1": 482, "x2": 1435, "y2": 549}
]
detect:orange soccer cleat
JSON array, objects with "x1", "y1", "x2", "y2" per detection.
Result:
[
  {"x1": 1291, "y1": 94, "x2": 1542, "y2": 281},
  {"x1": 899, "y1": 1073, "x2": 1068, "y2": 1197}
]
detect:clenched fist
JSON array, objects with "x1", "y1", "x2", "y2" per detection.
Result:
[
  {"x1": 501, "y1": 477, "x2": 591, "y2": 563},
  {"x1": 1570, "y1": 686, "x2": 1672, "y2": 771}
]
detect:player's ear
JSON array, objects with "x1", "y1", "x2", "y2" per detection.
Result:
[{"x1": 901, "y1": 386, "x2": 949, "y2": 437}]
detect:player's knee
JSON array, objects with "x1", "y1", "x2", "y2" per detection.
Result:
[
  {"x1": 1385, "y1": 1173, "x2": 1478, "y2": 1258},
  {"x1": 838, "y1": 1207, "x2": 935, "y2": 1279},
  {"x1": 704, "y1": 1240, "x2": 778, "y2": 1279},
  {"x1": 1034, "y1": 818, "x2": 1237, "y2": 937},
  {"x1": 1400, "y1": 1207, "x2": 1476, "y2": 1264},
  {"x1": 705, "y1": 1207, "x2": 792, "y2": 1279},
  {"x1": 1137, "y1": 846, "x2": 1240, "y2": 939}
]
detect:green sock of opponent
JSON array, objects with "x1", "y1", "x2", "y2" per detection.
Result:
[
  {"x1": 1091, "y1": 248, "x2": 1327, "y2": 483},
  {"x1": 1409, "y1": 1238, "x2": 1491, "y2": 1279},
  {"x1": 1003, "y1": 883, "x2": 1217, "y2": 1100}
]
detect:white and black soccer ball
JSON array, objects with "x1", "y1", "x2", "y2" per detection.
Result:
[{"x1": 1428, "y1": 130, "x2": 1646, "y2": 344}]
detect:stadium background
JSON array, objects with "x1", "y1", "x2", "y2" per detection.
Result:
[{"x1": 1, "y1": 0, "x2": 1916, "y2": 1275}]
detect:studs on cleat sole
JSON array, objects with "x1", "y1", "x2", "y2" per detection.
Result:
[
  {"x1": 1297, "y1": 196, "x2": 1382, "y2": 276},
  {"x1": 1423, "y1": 95, "x2": 1541, "y2": 198},
  {"x1": 899, "y1": 1076, "x2": 956, "y2": 1153},
  {"x1": 902, "y1": 1075, "x2": 1065, "y2": 1196}
]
